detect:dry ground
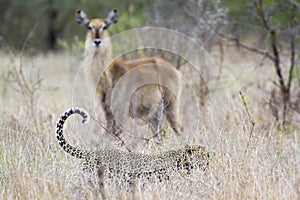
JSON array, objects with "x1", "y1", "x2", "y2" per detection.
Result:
[{"x1": 0, "y1": 47, "x2": 299, "y2": 199}]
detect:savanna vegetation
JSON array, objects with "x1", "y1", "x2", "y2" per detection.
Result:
[{"x1": 0, "y1": 0, "x2": 299, "y2": 199}]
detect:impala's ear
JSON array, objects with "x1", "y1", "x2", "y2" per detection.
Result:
[
  {"x1": 76, "y1": 9, "x2": 90, "y2": 29},
  {"x1": 103, "y1": 8, "x2": 118, "y2": 29}
]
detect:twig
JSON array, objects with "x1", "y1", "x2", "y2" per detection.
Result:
[
  {"x1": 4, "y1": 24, "x2": 42, "y2": 133},
  {"x1": 90, "y1": 111, "x2": 159, "y2": 151},
  {"x1": 89, "y1": 114, "x2": 132, "y2": 152},
  {"x1": 239, "y1": 90, "x2": 256, "y2": 153},
  {"x1": 117, "y1": 123, "x2": 150, "y2": 143}
]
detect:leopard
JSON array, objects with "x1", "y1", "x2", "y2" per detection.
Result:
[{"x1": 55, "y1": 107, "x2": 210, "y2": 185}]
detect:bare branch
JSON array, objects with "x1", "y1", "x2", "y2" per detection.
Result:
[
  {"x1": 252, "y1": 0, "x2": 272, "y2": 32},
  {"x1": 287, "y1": 16, "x2": 296, "y2": 96},
  {"x1": 239, "y1": 91, "x2": 256, "y2": 153},
  {"x1": 252, "y1": 0, "x2": 286, "y2": 93},
  {"x1": 283, "y1": 6, "x2": 297, "y2": 128},
  {"x1": 219, "y1": 32, "x2": 275, "y2": 61},
  {"x1": 238, "y1": 42, "x2": 275, "y2": 61}
]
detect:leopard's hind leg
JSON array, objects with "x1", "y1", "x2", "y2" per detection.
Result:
[{"x1": 96, "y1": 168, "x2": 106, "y2": 200}]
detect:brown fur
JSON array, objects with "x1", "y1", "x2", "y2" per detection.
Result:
[{"x1": 77, "y1": 9, "x2": 183, "y2": 140}]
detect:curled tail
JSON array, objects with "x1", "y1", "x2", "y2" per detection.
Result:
[{"x1": 56, "y1": 107, "x2": 90, "y2": 159}]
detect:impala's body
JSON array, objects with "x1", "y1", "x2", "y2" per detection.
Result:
[{"x1": 76, "y1": 9, "x2": 183, "y2": 141}]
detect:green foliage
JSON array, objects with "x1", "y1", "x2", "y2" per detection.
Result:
[
  {"x1": 223, "y1": 0, "x2": 300, "y2": 43},
  {"x1": 266, "y1": 1, "x2": 300, "y2": 30},
  {"x1": 0, "y1": 0, "x2": 149, "y2": 52},
  {"x1": 57, "y1": 38, "x2": 68, "y2": 49},
  {"x1": 1, "y1": 0, "x2": 300, "y2": 53},
  {"x1": 57, "y1": 36, "x2": 84, "y2": 54},
  {"x1": 292, "y1": 67, "x2": 300, "y2": 79},
  {"x1": 222, "y1": 0, "x2": 258, "y2": 31}
]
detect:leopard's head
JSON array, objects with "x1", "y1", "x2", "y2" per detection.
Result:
[{"x1": 180, "y1": 145, "x2": 211, "y2": 173}]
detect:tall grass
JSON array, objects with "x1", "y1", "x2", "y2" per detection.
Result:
[{"x1": 0, "y1": 48, "x2": 299, "y2": 199}]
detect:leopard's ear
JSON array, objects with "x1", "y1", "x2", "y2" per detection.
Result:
[
  {"x1": 185, "y1": 145, "x2": 192, "y2": 155},
  {"x1": 185, "y1": 144, "x2": 190, "y2": 149},
  {"x1": 185, "y1": 145, "x2": 205, "y2": 154}
]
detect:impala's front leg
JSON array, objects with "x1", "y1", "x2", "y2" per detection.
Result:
[
  {"x1": 103, "y1": 102, "x2": 122, "y2": 136},
  {"x1": 98, "y1": 89, "x2": 122, "y2": 138}
]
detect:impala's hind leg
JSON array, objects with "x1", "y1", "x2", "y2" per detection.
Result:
[
  {"x1": 149, "y1": 117, "x2": 163, "y2": 144},
  {"x1": 148, "y1": 98, "x2": 168, "y2": 144},
  {"x1": 166, "y1": 99, "x2": 183, "y2": 136}
]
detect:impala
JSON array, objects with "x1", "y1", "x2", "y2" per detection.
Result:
[{"x1": 76, "y1": 9, "x2": 183, "y2": 142}]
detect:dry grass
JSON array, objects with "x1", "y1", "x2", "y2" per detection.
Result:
[{"x1": 0, "y1": 48, "x2": 299, "y2": 199}]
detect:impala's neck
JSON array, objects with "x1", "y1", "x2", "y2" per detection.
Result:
[
  {"x1": 76, "y1": 9, "x2": 118, "y2": 95},
  {"x1": 82, "y1": 31, "x2": 113, "y2": 88}
]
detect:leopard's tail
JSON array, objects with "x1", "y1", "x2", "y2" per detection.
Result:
[{"x1": 55, "y1": 107, "x2": 90, "y2": 159}]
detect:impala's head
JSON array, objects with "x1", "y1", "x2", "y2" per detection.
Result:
[{"x1": 76, "y1": 9, "x2": 118, "y2": 47}]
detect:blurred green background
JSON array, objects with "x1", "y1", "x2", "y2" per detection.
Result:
[
  {"x1": 0, "y1": 0, "x2": 154, "y2": 51},
  {"x1": 0, "y1": 0, "x2": 299, "y2": 53}
]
